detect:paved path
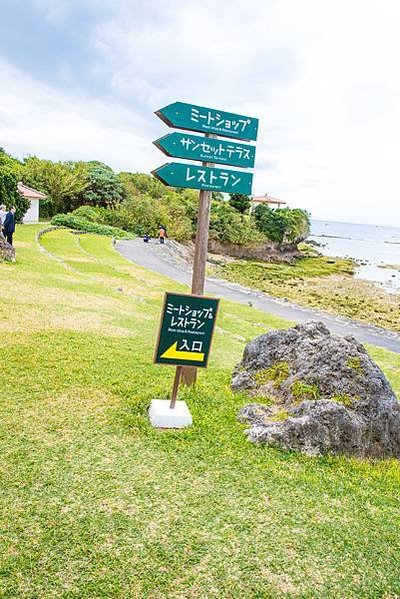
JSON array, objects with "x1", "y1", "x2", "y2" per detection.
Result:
[{"x1": 117, "y1": 238, "x2": 400, "y2": 353}]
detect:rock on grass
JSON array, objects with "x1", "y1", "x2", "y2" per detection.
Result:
[
  {"x1": 0, "y1": 237, "x2": 15, "y2": 262},
  {"x1": 233, "y1": 321, "x2": 400, "y2": 458}
]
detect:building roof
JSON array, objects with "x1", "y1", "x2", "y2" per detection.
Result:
[
  {"x1": 250, "y1": 194, "x2": 286, "y2": 206},
  {"x1": 17, "y1": 182, "x2": 46, "y2": 200}
]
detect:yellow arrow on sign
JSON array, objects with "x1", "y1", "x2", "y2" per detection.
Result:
[{"x1": 160, "y1": 341, "x2": 205, "y2": 362}]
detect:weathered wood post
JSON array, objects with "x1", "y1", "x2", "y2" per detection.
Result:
[
  {"x1": 152, "y1": 102, "x2": 258, "y2": 394},
  {"x1": 181, "y1": 133, "x2": 215, "y2": 386}
]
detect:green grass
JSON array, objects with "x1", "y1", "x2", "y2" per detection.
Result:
[
  {"x1": 1, "y1": 225, "x2": 400, "y2": 597},
  {"x1": 346, "y1": 357, "x2": 363, "y2": 372},
  {"x1": 291, "y1": 380, "x2": 321, "y2": 402},
  {"x1": 331, "y1": 394, "x2": 356, "y2": 407},
  {"x1": 215, "y1": 255, "x2": 355, "y2": 283},
  {"x1": 255, "y1": 362, "x2": 290, "y2": 388}
]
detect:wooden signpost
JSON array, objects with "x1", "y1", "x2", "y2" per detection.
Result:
[
  {"x1": 151, "y1": 101, "x2": 258, "y2": 424},
  {"x1": 153, "y1": 132, "x2": 256, "y2": 168},
  {"x1": 152, "y1": 162, "x2": 253, "y2": 195},
  {"x1": 155, "y1": 101, "x2": 259, "y2": 141}
]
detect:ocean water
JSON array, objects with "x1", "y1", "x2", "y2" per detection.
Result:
[{"x1": 310, "y1": 220, "x2": 400, "y2": 292}]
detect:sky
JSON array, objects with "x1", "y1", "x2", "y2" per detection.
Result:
[{"x1": 0, "y1": 0, "x2": 399, "y2": 226}]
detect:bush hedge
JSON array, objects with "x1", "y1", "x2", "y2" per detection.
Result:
[
  {"x1": 253, "y1": 205, "x2": 310, "y2": 244},
  {"x1": 51, "y1": 214, "x2": 134, "y2": 239},
  {"x1": 72, "y1": 205, "x2": 128, "y2": 230}
]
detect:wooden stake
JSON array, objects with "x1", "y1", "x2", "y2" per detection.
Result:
[
  {"x1": 181, "y1": 133, "x2": 216, "y2": 387},
  {"x1": 170, "y1": 366, "x2": 183, "y2": 409},
  {"x1": 191, "y1": 193, "x2": 213, "y2": 293}
]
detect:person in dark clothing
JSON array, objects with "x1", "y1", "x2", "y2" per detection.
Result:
[{"x1": 3, "y1": 206, "x2": 16, "y2": 246}]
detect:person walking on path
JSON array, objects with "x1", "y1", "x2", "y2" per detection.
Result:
[
  {"x1": 0, "y1": 204, "x2": 6, "y2": 237},
  {"x1": 158, "y1": 226, "x2": 166, "y2": 245},
  {"x1": 3, "y1": 206, "x2": 16, "y2": 246}
]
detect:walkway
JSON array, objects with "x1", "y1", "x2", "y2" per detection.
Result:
[{"x1": 117, "y1": 238, "x2": 400, "y2": 353}]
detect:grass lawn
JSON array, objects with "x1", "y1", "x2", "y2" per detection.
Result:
[{"x1": 1, "y1": 225, "x2": 400, "y2": 598}]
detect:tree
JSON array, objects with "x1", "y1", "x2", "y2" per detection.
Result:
[
  {"x1": 80, "y1": 162, "x2": 124, "y2": 208},
  {"x1": 118, "y1": 172, "x2": 171, "y2": 199},
  {"x1": 0, "y1": 171, "x2": 30, "y2": 222},
  {"x1": 209, "y1": 201, "x2": 264, "y2": 245},
  {"x1": 118, "y1": 177, "x2": 194, "y2": 242},
  {"x1": 211, "y1": 191, "x2": 224, "y2": 201},
  {"x1": 0, "y1": 147, "x2": 23, "y2": 177},
  {"x1": 0, "y1": 149, "x2": 29, "y2": 222},
  {"x1": 253, "y1": 205, "x2": 310, "y2": 244},
  {"x1": 229, "y1": 193, "x2": 251, "y2": 214},
  {"x1": 23, "y1": 157, "x2": 89, "y2": 214},
  {"x1": 117, "y1": 173, "x2": 197, "y2": 242}
]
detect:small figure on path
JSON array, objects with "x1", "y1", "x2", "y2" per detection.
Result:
[
  {"x1": 158, "y1": 226, "x2": 166, "y2": 245},
  {"x1": 0, "y1": 204, "x2": 6, "y2": 237},
  {"x1": 143, "y1": 232, "x2": 151, "y2": 243},
  {"x1": 3, "y1": 206, "x2": 16, "y2": 246}
]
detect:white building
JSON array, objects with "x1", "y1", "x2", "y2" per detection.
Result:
[{"x1": 18, "y1": 182, "x2": 46, "y2": 223}]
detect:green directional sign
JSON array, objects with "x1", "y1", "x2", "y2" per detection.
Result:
[
  {"x1": 152, "y1": 162, "x2": 253, "y2": 195},
  {"x1": 155, "y1": 292, "x2": 219, "y2": 368},
  {"x1": 154, "y1": 132, "x2": 256, "y2": 169},
  {"x1": 156, "y1": 102, "x2": 258, "y2": 141}
]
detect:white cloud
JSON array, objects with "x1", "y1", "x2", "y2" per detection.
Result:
[
  {"x1": 0, "y1": 59, "x2": 156, "y2": 171},
  {"x1": 1, "y1": 0, "x2": 400, "y2": 225},
  {"x1": 31, "y1": 0, "x2": 71, "y2": 24}
]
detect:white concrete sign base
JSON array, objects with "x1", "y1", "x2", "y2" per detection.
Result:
[{"x1": 149, "y1": 399, "x2": 193, "y2": 429}]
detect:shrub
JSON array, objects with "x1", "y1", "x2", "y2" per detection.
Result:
[
  {"x1": 118, "y1": 172, "x2": 173, "y2": 199},
  {"x1": 210, "y1": 202, "x2": 265, "y2": 246},
  {"x1": 254, "y1": 205, "x2": 310, "y2": 244},
  {"x1": 80, "y1": 162, "x2": 124, "y2": 208},
  {"x1": 118, "y1": 193, "x2": 164, "y2": 236},
  {"x1": 72, "y1": 206, "x2": 101, "y2": 222},
  {"x1": 51, "y1": 214, "x2": 134, "y2": 238},
  {"x1": 0, "y1": 169, "x2": 30, "y2": 223},
  {"x1": 229, "y1": 193, "x2": 251, "y2": 214},
  {"x1": 118, "y1": 185, "x2": 194, "y2": 242},
  {"x1": 118, "y1": 173, "x2": 198, "y2": 242},
  {"x1": 39, "y1": 197, "x2": 55, "y2": 219},
  {"x1": 71, "y1": 205, "x2": 130, "y2": 231},
  {"x1": 94, "y1": 207, "x2": 128, "y2": 229},
  {"x1": 23, "y1": 157, "x2": 89, "y2": 213}
]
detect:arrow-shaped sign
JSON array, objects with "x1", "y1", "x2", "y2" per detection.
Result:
[
  {"x1": 161, "y1": 341, "x2": 205, "y2": 362},
  {"x1": 152, "y1": 162, "x2": 253, "y2": 195},
  {"x1": 155, "y1": 102, "x2": 259, "y2": 141},
  {"x1": 154, "y1": 132, "x2": 255, "y2": 169}
]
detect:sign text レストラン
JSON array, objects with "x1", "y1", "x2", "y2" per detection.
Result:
[{"x1": 152, "y1": 162, "x2": 253, "y2": 195}]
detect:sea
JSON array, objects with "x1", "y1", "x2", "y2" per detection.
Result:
[{"x1": 310, "y1": 220, "x2": 400, "y2": 293}]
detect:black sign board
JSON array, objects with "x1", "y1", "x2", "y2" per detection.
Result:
[{"x1": 154, "y1": 292, "x2": 219, "y2": 368}]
